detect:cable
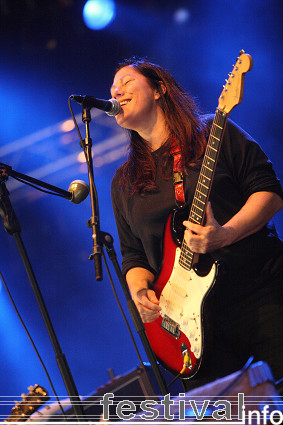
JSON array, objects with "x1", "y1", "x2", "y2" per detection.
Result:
[
  {"x1": 0, "y1": 271, "x2": 67, "y2": 420},
  {"x1": 167, "y1": 348, "x2": 192, "y2": 388},
  {"x1": 68, "y1": 97, "x2": 84, "y2": 146},
  {"x1": 101, "y1": 250, "x2": 145, "y2": 368},
  {"x1": 11, "y1": 175, "x2": 66, "y2": 198}
]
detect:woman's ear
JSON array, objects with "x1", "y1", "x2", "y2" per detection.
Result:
[{"x1": 154, "y1": 81, "x2": 166, "y2": 100}]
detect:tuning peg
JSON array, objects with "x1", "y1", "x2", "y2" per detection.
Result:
[
  {"x1": 27, "y1": 385, "x2": 34, "y2": 392},
  {"x1": 21, "y1": 393, "x2": 26, "y2": 399}
]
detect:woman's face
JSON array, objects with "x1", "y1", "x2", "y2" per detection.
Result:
[{"x1": 110, "y1": 65, "x2": 161, "y2": 132}]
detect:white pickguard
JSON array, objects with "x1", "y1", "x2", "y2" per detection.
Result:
[{"x1": 159, "y1": 248, "x2": 217, "y2": 358}]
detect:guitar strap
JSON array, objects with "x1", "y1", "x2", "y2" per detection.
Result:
[{"x1": 170, "y1": 143, "x2": 185, "y2": 207}]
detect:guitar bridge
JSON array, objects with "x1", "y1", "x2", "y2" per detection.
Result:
[{"x1": 161, "y1": 315, "x2": 180, "y2": 339}]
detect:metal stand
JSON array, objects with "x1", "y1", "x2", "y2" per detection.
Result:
[
  {"x1": 81, "y1": 107, "x2": 103, "y2": 281},
  {"x1": 0, "y1": 170, "x2": 85, "y2": 422},
  {"x1": 101, "y1": 231, "x2": 169, "y2": 395},
  {"x1": 80, "y1": 108, "x2": 169, "y2": 396}
]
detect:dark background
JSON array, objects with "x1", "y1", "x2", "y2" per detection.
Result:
[{"x1": 0, "y1": 0, "x2": 282, "y2": 417}]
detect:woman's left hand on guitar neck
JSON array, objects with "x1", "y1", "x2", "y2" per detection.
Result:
[{"x1": 183, "y1": 191, "x2": 283, "y2": 254}]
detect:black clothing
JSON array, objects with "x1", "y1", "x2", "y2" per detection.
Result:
[
  {"x1": 111, "y1": 119, "x2": 282, "y2": 282},
  {"x1": 111, "y1": 118, "x2": 283, "y2": 381}
]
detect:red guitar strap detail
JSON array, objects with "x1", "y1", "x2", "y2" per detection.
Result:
[{"x1": 170, "y1": 143, "x2": 185, "y2": 207}]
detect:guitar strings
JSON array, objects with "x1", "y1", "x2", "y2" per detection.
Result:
[{"x1": 164, "y1": 111, "x2": 227, "y2": 376}]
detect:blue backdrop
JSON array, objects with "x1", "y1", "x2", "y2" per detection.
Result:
[{"x1": 0, "y1": 0, "x2": 282, "y2": 419}]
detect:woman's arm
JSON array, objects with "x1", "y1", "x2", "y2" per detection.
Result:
[
  {"x1": 126, "y1": 267, "x2": 161, "y2": 323},
  {"x1": 183, "y1": 191, "x2": 283, "y2": 253}
]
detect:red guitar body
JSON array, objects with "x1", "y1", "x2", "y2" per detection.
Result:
[{"x1": 144, "y1": 211, "x2": 218, "y2": 379}]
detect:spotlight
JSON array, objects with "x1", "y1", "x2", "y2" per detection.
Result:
[
  {"x1": 83, "y1": 0, "x2": 116, "y2": 30},
  {"x1": 173, "y1": 8, "x2": 191, "y2": 24}
]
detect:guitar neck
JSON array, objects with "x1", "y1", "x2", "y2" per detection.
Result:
[{"x1": 180, "y1": 109, "x2": 228, "y2": 270}]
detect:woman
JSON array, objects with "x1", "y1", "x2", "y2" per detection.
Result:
[{"x1": 110, "y1": 57, "x2": 283, "y2": 386}]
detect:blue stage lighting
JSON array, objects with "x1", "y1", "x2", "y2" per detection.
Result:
[{"x1": 83, "y1": 0, "x2": 116, "y2": 30}]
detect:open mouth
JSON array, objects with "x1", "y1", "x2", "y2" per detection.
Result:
[{"x1": 120, "y1": 99, "x2": 131, "y2": 106}]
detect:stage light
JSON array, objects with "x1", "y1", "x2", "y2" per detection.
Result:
[
  {"x1": 173, "y1": 8, "x2": 191, "y2": 24},
  {"x1": 83, "y1": 0, "x2": 116, "y2": 30},
  {"x1": 61, "y1": 119, "x2": 75, "y2": 133}
]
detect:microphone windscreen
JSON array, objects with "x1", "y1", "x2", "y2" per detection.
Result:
[{"x1": 68, "y1": 180, "x2": 89, "y2": 204}]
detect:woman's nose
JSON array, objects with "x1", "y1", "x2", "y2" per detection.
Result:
[{"x1": 113, "y1": 85, "x2": 125, "y2": 98}]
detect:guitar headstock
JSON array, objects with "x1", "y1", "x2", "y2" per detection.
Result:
[
  {"x1": 218, "y1": 50, "x2": 253, "y2": 114},
  {"x1": 4, "y1": 384, "x2": 49, "y2": 422}
]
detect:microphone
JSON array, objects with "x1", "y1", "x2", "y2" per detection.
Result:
[
  {"x1": 70, "y1": 95, "x2": 121, "y2": 116},
  {"x1": 67, "y1": 180, "x2": 89, "y2": 204}
]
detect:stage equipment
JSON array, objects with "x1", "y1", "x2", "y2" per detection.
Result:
[
  {"x1": 69, "y1": 97, "x2": 169, "y2": 396},
  {"x1": 0, "y1": 165, "x2": 89, "y2": 421}
]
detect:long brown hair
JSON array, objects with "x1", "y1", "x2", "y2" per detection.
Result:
[{"x1": 114, "y1": 57, "x2": 208, "y2": 193}]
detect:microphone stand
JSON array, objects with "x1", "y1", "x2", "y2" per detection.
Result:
[
  {"x1": 0, "y1": 163, "x2": 74, "y2": 200},
  {"x1": 80, "y1": 108, "x2": 169, "y2": 396},
  {"x1": 81, "y1": 107, "x2": 103, "y2": 281},
  {"x1": 0, "y1": 165, "x2": 85, "y2": 421}
]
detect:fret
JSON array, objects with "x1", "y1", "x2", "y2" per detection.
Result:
[
  {"x1": 189, "y1": 213, "x2": 201, "y2": 221},
  {"x1": 180, "y1": 251, "x2": 193, "y2": 260},
  {"x1": 178, "y1": 107, "x2": 227, "y2": 270},
  {"x1": 180, "y1": 254, "x2": 193, "y2": 263},
  {"x1": 195, "y1": 197, "x2": 205, "y2": 205},
  {"x1": 195, "y1": 190, "x2": 206, "y2": 201},
  {"x1": 179, "y1": 262, "x2": 191, "y2": 271},
  {"x1": 193, "y1": 200, "x2": 205, "y2": 209},
  {"x1": 201, "y1": 177, "x2": 211, "y2": 185},
  {"x1": 191, "y1": 204, "x2": 203, "y2": 213},
  {"x1": 206, "y1": 145, "x2": 218, "y2": 155},
  {"x1": 198, "y1": 181, "x2": 209, "y2": 190},
  {"x1": 179, "y1": 259, "x2": 192, "y2": 267},
  {"x1": 203, "y1": 154, "x2": 216, "y2": 162},
  {"x1": 180, "y1": 247, "x2": 193, "y2": 257},
  {"x1": 210, "y1": 134, "x2": 220, "y2": 141},
  {"x1": 195, "y1": 187, "x2": 206, "y2": 195},
  {"x1": 208, "y1": 145, "x2": 217, "y2": 152},
  {"x1": 202, "y1": 164, "x2": 213, "y2": 172},
  {"x1": 180, "y1": 253, "x2": 193, "y2": 262},
  {"x1": 200, "y1": 169, "x2": 210, "y2": 177},
  {"x1": 190, "y1": 212, "x2": 202, "y2": 222}
]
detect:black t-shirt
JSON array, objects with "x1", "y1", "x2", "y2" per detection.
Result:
[{"x1": 111, "y1": 119, "x2": 283, "y2": 300}]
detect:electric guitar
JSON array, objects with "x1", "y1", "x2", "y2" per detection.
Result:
[
  {"x1": 144, "y1": 50, "x2": 253, "y2": 379},
  {"x1": 4, "y1": 384, "x2": 49, "y2": 422}
]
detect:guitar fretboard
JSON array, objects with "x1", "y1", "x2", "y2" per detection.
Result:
[{"x1": 179, "y1": 109, "x2": 227, "y2": 271}]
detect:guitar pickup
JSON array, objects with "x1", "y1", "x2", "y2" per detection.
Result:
[{"x1": 161, "y1": 315, "x2": 181, "y2": 339}]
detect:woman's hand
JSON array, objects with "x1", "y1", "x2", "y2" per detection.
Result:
[
  {"x1": 183, "y1": 202, "x2": 231, "y2": 253},
  {"x1": 132, "y1": 288, "x2": 161, "y2": 323},
  {"x1": 183, "y1": 192, "x2": 283, "y2": 254}
]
